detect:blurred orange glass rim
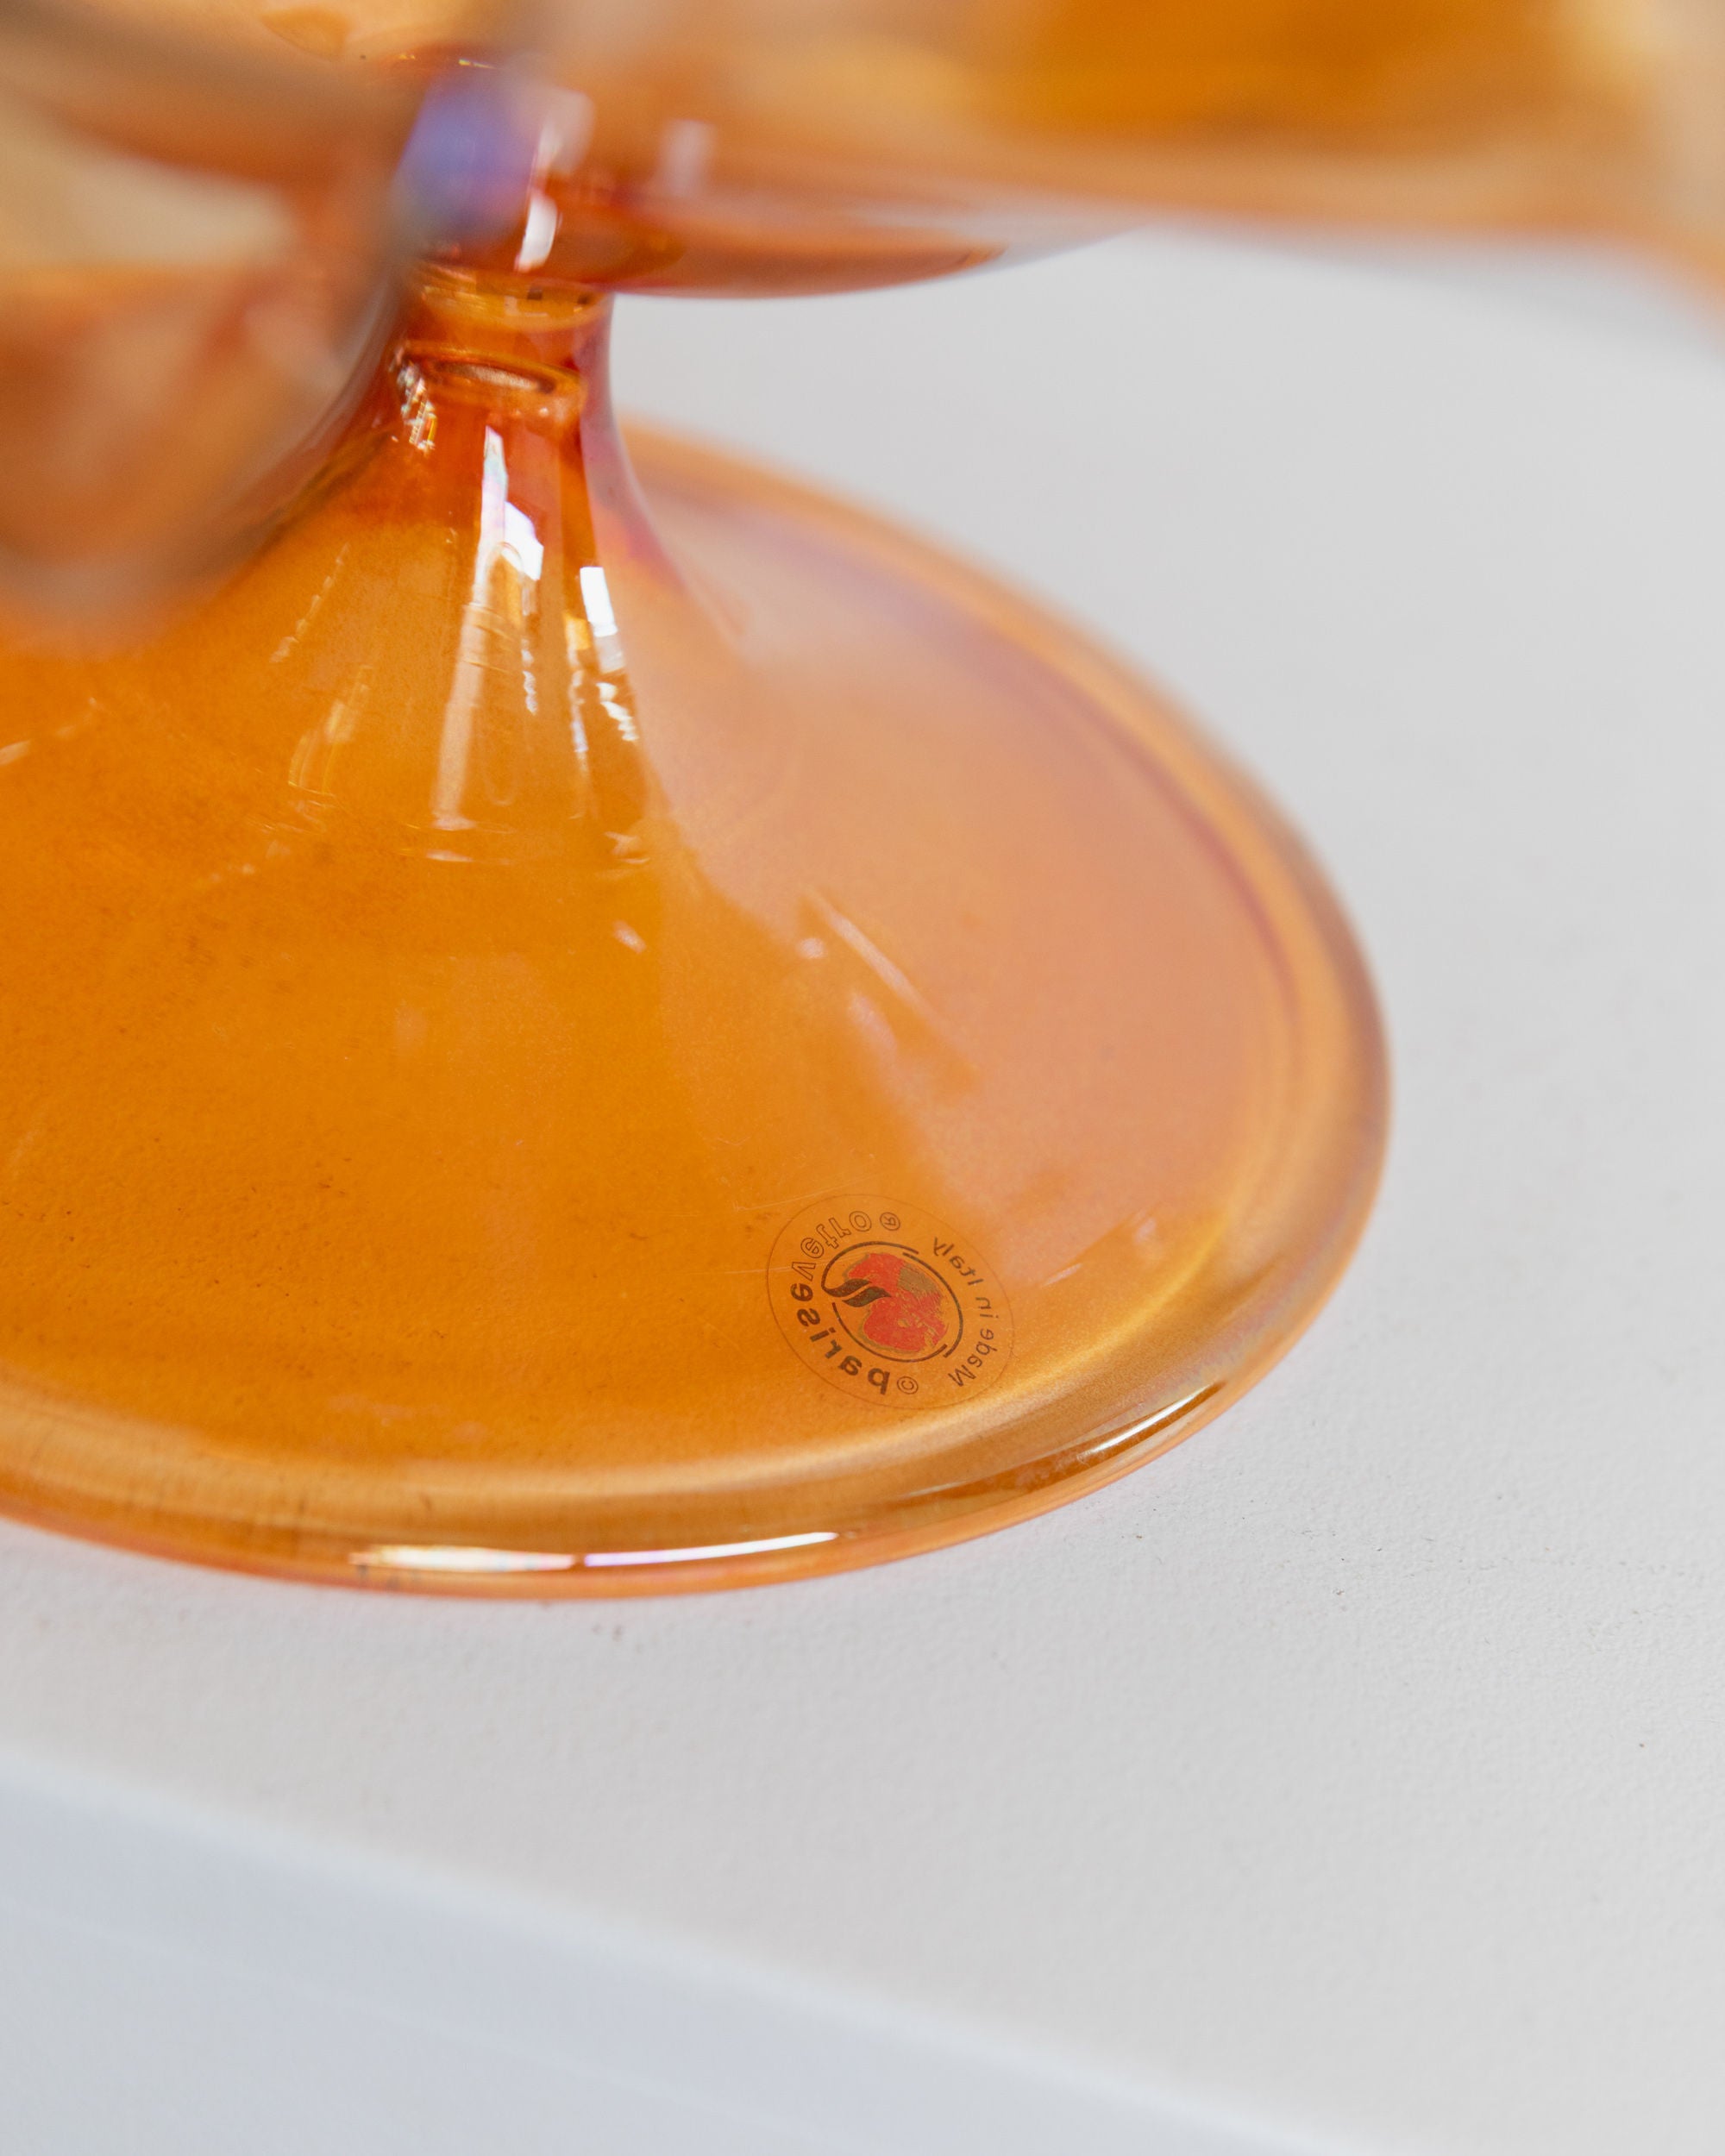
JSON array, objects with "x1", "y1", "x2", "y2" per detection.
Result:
[
  {"x1": 386, "y1": 0, "x2": 1725, "y2": 293},
  {"x1": 5, "y1": 0, "x2": 1722, "y2": 610},
  {"x1": 0, "y1": 0, "x2": 423, "y2": 611}
]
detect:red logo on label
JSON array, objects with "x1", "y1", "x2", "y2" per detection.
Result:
[{"x1": 831, "y1": 1250, "x2": 950, "y2": 1357}]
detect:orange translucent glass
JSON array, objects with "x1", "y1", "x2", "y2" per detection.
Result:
[
  {"x1": 439, "y1": 0, "x2": 1725, "y2": 297},
  {"x1": 0, "y1": 0, "x2": 424, "y2": 607},
  {"x1": 0, "y1": 270, "x2": 1383, "y2": 1590}
]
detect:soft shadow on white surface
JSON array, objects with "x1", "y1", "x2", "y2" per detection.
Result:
[{"x1": 0, "y1": 1747, "x2": 1331, "y2": 2156}]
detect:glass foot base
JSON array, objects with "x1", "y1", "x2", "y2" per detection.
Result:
[{"x1": 0, "y1": 413, "x2": 1384, "y2": 1593}]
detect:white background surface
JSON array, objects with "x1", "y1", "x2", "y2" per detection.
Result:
[{"x1": 3, "y1": 231, "x2": 1724, "y2": 2154}]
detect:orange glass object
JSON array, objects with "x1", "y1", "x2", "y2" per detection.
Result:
[
  {"x1": 417, "y1": 0, "x2": 1725, "y2": 298},
  {"x1": 85, "y1": 2, "x2": 1725, "y2": 1587},
  {"x1": 0, "y1": 266, "x2": 1383, "y2": 1591},
  {"x1": 0, "y1": 0, "x2": 430, "y2": 610}
]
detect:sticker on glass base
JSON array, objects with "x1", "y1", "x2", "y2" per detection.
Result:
[{"x1": 768, "y1": 1196, "x2": 1013, "y2": 1408}]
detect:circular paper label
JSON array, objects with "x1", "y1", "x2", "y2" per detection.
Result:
[{"x1": 768, "y1": 1196, "x2": 1013, "y2": 1409}]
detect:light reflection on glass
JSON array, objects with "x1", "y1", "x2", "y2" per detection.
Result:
[
  {"x1": 354, "y1": 1543, "x2": 576, "y2": 1573},
  {"x1": 513, "y1": 188, "x2": 560, "y2": 272},
  {"x1": 581, "y1": 1531, "x2": 837, "y2": 1567},
  {"x1": 353, "y1": 1529, "x2": 837, "y2": 1575},
  {"x1": 432, "y1": 423, "x2": 547, "y2": 829},
  {"x1": 579, "y1": 561, "x2": 619, "y2": 637},
  {"x1": 1079, "y1": 1383, "x2": 1222, "y2": 1465}
]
